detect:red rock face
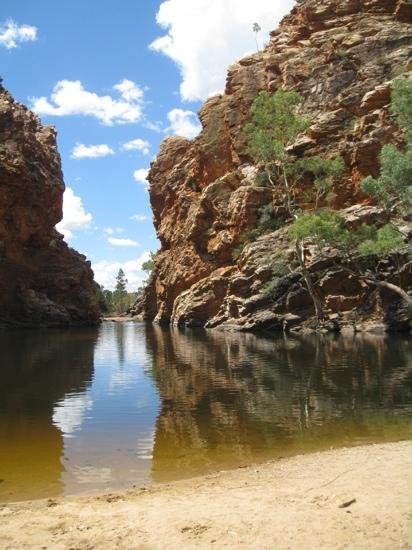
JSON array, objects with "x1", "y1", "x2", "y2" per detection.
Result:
[
  {"x1": 0, "y1": 86, "x2": 100, "y2": 328},
  {"x1": 133, "y1": 0, "x2": 412, "y2": 330}
]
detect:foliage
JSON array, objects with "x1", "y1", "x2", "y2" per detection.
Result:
[
  {"x1": 142, "y1": 252, "x2": 157, "y2": 274},
  {"x1": 244, "y1": 90, "x2": 309, "y2": 169},
  {"x1": 260, "y1": 261, "x2": 289, "y2": 300},
  {"x1": 253, "y1": 22, "x2": 261, "y2": 52},
  {"x1": 292, "y1": 156, "x2": 344, "y2": 207},
  {"x1": 361, "y1": 77, "x2": 412, "y2": 213},
  {"x1": 361, "y1": 144, "x2": 412, "y2": 211},
  {"x1": 244, "y1": 90, "x2": 344, "y2": 320},
  {"x1": 254, "y1": 170, "x2": 272, "y2": 187},
  {"x1": 115, "y1": 268, "x2": 127, "y2": 293},
  {"x1": 111, "y1": 269, "x2": 129, "y2": 314},
  {"x1": 97, "y1": 283, "x2": 141, "y2": 315},
  {"x1": 290, "y1": 210, "x2": 406, "y2": 260},
  {"x1": 96, "y1": 284, "x2": 110, "y2": 313},
  {"x1": 390, "y1": 77, "x2": 412, "y2": 134},
  {"x1": 245, "y1": 90, "x2": 344, "y2": 213},
  {"x1": 357, "y1": 224, "x2": 406, "y2": 257},
  {"x1": 257, "y1": 203, "x2": 282, "y2": 232},
  {"x1": 289, "y1": 210, "x2": 345, "y2": 245}
]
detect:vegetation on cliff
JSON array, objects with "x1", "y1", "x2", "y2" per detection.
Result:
[
  {"x1": 132, "y1": 0, "x2": 411, "y2": 332},
  {"x1": 244, "y1": 89, "x2": 345, "y2": 320},
  {"x1": 288, "y1": 77, "x2": 412, "y2": 316}
]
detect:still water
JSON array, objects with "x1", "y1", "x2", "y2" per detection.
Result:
[{"x1": 0, "y1": 322, "x2": 411, "y2": 502}]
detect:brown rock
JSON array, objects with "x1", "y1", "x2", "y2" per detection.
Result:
[
  {"x1": 0, "y1": 86, "x2": 100, "y2": 328},
  {"x1": 395, "y1": 0, "x2": 412, "y2": 22},
  {"x1": 134, "y1": 0, "x2": 412, "y2": 332},
  {"x1": 360, "y1": 83, "x2": 391, "y2": 113}
]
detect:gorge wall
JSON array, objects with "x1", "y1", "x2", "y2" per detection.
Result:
[
  {"x1": 0, "y1": 85, "x2": 100, "y2": 328},
  {"x1": 133, "y1": 0, "x2": 412, "y2": 332}
]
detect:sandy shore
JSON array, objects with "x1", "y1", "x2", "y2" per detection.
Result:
[{"x1": 0, "y1": 441, "x2": 411, "y2": 549}]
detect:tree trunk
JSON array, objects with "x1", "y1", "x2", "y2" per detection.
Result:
[
  {"x1": 295, "y1": 241, "x2": 325, "y2": 322},
  {"x1": 282, "y1": 167, "x2": 294, "y2": 217},
  {"x1": 365, "y1": 278, "x2": 412, "y2": 309},
  {"x1": 333, "y1": 261, "x2": 412, "y2": 310}
]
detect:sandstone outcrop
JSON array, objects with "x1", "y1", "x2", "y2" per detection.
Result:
[
  {"x1": 132, "y1": 0, "x2": 412, "y2": 332},
  {"x1": 0, "y1": 85, "x2": 100, "y2": 328}
]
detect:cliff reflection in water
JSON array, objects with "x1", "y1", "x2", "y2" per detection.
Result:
[
  {"x1": 0, "y1": 328, "x2": 97, "y2": 501},
  {"x1": 146, "y1": 327, "x2": 412, "y2": 481},
  {"x1": 0, "y1": 324, "x2": 411, "y2": 501}
]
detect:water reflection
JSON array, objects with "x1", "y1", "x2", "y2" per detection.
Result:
[
  {"x1": 0, "y1": 324, "x2": 411, "y2": 502},
  {"x1": 0, "y1": 328, "x2": 97, "y2": 501},
  {"x1": 57, "y1": 323, "x2": 158, "y2": 497},
  {"x1": 146, "y1": 327, "x2": 412, "y2": 481}
]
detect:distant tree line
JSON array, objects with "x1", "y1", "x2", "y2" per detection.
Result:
[{"x1": 96, "y1": 253, "x2": 157, "y2": 315}]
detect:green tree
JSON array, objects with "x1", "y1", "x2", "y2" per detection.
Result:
[
  {"x1": 244, "y1": 90, "x2": 344, "y2": 320},
  {"x1": 360, "y1": 77, "x2": 412, "y2": 213},
  {"x1": 112, "y1": 268, "x2": 128, "y2": 313},
  {"x1": 253, "y1": 22, "x2": 261, "y2": 52},
  {"x1": 244, "y1": 89, "x2": 344, "y2": 216},
  {"x1": 244, "y1": 90, "x2": 309, "y2": 215},
  {"x1": 103, "y1": 289, "x2": 114, "y2": 313},
  {"x1": 142, "y1": 252, "x2": 157, "y2": 275},
  {"x1": 390, "y1": 77, "x2": 412, "y2": 133},
  {"x1": 96, "y1": 284, "x2": 109, "y2": 313},
  {"x1": 290, "y1": 211, "x2": 412, "y2": 308},
  {"x1": 288, "y1": 78, "x2": 412, "y2": 319}
]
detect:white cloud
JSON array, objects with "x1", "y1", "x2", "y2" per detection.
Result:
[
  {"x1": 166, "y1": 108, "x2": 201, "y2": 139},
  {"x1": 30, "y1": 79, "x2": 145, "y2": 125},
  {"x1": 56, "y1": 187, "x2": 92, "y2": 240},
  {"x1": 103, "y1": 227, "x2": 124, "y2": 236},
  {"x1": 92, "y1": 252, "x2": 151, "y2": 290},
  {"x1": 0, "y1": 18, "x2": 37, "y2": 49},
  {"x1": 108, "y1": 237, "x2": 140, "y2": 248},
  {"x1": 150, "y1": 0, "x2": 295, "y2": 101},
  {"x1": 133, "y1": 168, "x2": 149, "y2": 185},
  {"x1": 52, "y1": 393, "x2": 93, "y2": 437},
  {"x1": 122, "y1": 138, "x2": 150, "y2": 155},
  {"x1": 130, "y1": 214, "x2": 149, "y2": 222},
  {"x1": 113, "y1": 79, "x2": 144, "y2": 102},
  {"x1": 144, "y1": 120, "x2": 163, "y2": 133},
  {"x1": 71, "y1": 143, "x2": 115, "y2": 159}
]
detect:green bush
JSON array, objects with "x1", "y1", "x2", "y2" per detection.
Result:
[{"x1": 361, "y1": 77, "x2": 412, "y2": 213}]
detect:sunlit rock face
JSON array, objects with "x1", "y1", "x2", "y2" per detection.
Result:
[
  {"x1": 0, "y1": 85, "x2": 100, "y2": 328},
  {"x1": 132, "y1": 0, "x2": 411, "y2": 331}
]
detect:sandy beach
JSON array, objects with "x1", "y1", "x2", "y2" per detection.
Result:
[{"x1": 0, "y1": 441, "x2": 411, "y2": 549}]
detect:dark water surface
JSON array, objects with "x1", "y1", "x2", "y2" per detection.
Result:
[{"x1": 0, "y1": 322, "x2": 411, "y2": 502}]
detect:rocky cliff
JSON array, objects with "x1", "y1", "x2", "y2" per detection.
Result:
[
  {"x1": 132, "y1": 0, "x2": 412, "y2": 332},
  {"x1": 0, "y1": 85, "x2": 100, "y2": 328}
]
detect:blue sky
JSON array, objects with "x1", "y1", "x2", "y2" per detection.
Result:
[{"x1": 1, "y1": 0, "x2": 293, "y2": 289}]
